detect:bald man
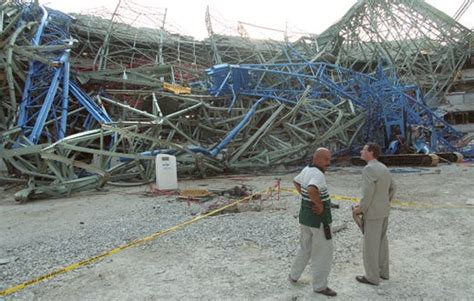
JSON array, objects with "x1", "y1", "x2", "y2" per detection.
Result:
[{"x1": 288, "y1": 148, "x2": 337, "y2": 297}]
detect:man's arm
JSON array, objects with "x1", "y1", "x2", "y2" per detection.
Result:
[
  {"x1": 359, "y1": 166, "x2": 376, "y2": 215},
  {"x1": 307, "y1": 185, "x2": 324, "y2": 215},
  {"x1": 293, "y1": 181, "x2": 302, "y2": 194},
  {"x1": 389, "y1": 176, "x2": 396, "y2": 201}
]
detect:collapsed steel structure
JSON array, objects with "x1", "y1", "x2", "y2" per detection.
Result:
[
  {"x1": 0, "y1": 0, "x2": 472, "y2": 201},
  {"x1": 293, "y1": 0, "x2": 472, "y2": 105}
]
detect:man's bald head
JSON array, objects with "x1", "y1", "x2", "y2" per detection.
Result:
[{"x1": 312, "y1": 147, "x2": 332, "y2": 172}]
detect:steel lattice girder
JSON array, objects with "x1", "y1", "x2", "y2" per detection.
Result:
[
  {"x1": 205, "y1": 62, "x2": 469, "y2": 154},
  {"x1": 13, "y1": 4, "x2": 112, "y2": 144},
  {"x1": 290, "y1": 0, "x2": 472, "y2": 105}
]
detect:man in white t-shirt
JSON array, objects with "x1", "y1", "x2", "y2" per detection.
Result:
[{"x1": 288, "y1": 148, "x2": 336, "y2": 297}]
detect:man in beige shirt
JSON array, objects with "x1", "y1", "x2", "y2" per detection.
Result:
[{"x1": 353, "y1": 143, "x2": 396, "y2": 285}]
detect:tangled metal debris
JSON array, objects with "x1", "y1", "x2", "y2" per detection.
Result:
[{"x1": 0, "y1": 0, "x2": 473, "y2": 201}]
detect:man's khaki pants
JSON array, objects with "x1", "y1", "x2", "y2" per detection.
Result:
[
  {"x1": 290, "y1": 224, "x2": 333, "y2": 291},
  {"x1": 363, "y1": 217, "x2": 389, "y2": 284}
]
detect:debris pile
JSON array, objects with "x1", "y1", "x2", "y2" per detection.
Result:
[{"x1": 0, "y1": 0, "x2": 472, "y2": 201}]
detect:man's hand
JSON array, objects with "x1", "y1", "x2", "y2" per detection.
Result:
[
  {"x1": 352, "y1": 205, "x2": 361, "y2": 215},
  {"x1": 293, "y1": 181, "x2": 302, "y2": 195},
  {"x1": 307, "y1": 185, "x2": 324, "y2": 215},
  {"x1": 312, "y1": 201, "x2": 324, "y2": 215}
]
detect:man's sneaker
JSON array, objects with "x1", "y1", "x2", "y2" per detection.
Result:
[{"x1": 288, "y1": 274, "x2": 298, "y2": 284}]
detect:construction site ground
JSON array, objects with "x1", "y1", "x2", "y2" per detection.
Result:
[{"x1": 1, "y1": 163, "x2": 473, "y2": 300}]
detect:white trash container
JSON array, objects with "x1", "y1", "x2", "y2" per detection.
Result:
[{"x1": 155, "y1": 154, "x2": 178, "y2": 190}]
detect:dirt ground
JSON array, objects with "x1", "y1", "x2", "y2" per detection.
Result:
[{"x1": 1, "y1": 162, "x2": 473, "y2": 300}]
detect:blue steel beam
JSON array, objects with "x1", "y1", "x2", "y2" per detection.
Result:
[
  {"x1": 69, "y1": 82, "x2": 113, "y2": 124},
  {"x1": 17, "y1": 5, "x2": 74, "y2": 142},
  {"x1": 16, "y1": 4, "x2": 113, "y2": 144},
  {"x1": 28, "y1": 65, "x2": 62, "y2": 143},
  {"x1": 60, "y1": 50, "x2": 71, "y2": 139},
  {"x1": 210, "y1": 97, "x2": 267, "y2": 157}
]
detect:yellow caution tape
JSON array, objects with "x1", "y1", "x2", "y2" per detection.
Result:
[
  {"x1": 280, "y1": 188, "x2": 470, "y2": 209},
  {"x1": 0, "y1": 192, "x2": 261, "y2": 297}
]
